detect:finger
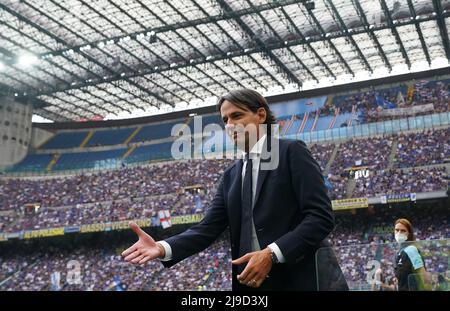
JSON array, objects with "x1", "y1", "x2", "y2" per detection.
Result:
[
  {"x1": 232, "y1": 253, "x2": 252, "y2": 265},
  {"x1": 138, "y1": 256, "x2": 151, "y2": 265},
  {"x1": 124, "y1": 250, "x2": 141, "y2": 262},
  {"x1": 254, "y1": 279, "x2": 264, "y2": 288},
  {"x1": 242, "y1": 270, "x2": 258, "y2": 286},
  {"x1": 129, "y1": 221, "x2": 146, "y2": 238},
  {"x1": 121, "y1": 244, "x2": 138, "y2": 257},
  {"x1": 238, "y1": 261, "x2": 256, "y2": 283},
  {"x1": 254, "y1": 274, "x2": 268, "y2": 288},
  {"x1": 131, "y1": 254, "x2": 145, "y2": 264}
]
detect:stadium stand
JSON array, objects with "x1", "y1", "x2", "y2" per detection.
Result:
[{"x1": 2, "y1": 0, "x2": 450, "y2": 294}]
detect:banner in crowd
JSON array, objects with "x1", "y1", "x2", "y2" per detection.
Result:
[
  {"x1": 7, "y1": 232, "x2": 20, "y2": 239},
  {"x1": 331, "y1": 198, "x2": 369, "y2": 210},
  {"x1": 171, "y1": 213, "x2": 204, "y2": 225},
  {"x1": 371, "y1": 226, "x2": 392, "y2": 235},
  {"x1": 79, "y1": 218, "x2": 151, "y2": 233},
  {"x1": 1, "y1": 214, "x2": 205, "y2": 242},
  {"x1": 64, "y1": 226, "x2": 80, "y2": 233},
  {"x1": 23, "y1": 227, "x2": 65, "y2": 239},
  {"x1": 377, "y1": 103, "x2": 434, "y2": 117},
  {"x1": 380, "y1": 193, "x2": 416, "y2": 204},
  {"x1": 158, "y1": 210, "x2": 172, "y2": 229}
]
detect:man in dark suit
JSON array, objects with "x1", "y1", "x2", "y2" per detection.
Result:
[{"x1": 122, "y1": 89, "x2": 347, "y2": 291}]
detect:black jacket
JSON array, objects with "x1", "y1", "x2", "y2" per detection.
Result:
[{"x1": 163, "y1": 138, "x2": 348, "y2": 290}]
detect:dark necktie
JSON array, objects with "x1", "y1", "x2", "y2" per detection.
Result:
[{"x1": 239, "y1": 154, "x2": 253, "y2": 258}]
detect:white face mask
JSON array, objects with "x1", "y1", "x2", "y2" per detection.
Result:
[{"x1": 395, "y1": 233, "x2": 408, "y2": 243}]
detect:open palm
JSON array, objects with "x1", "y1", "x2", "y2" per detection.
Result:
[{"x1": 121, "y1": 222, "x2": 163, "y2": 265}]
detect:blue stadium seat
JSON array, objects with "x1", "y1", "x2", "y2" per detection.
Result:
[
  {"x1": 315, "y1": 115, "x2": 335, "y2": 131},
  {"x1": 125, "y1": 142, "x2": 174, "y2": 163},
  {"x1": 41, "y1": 131, "x2": 89, "y2": 149},
  {"x1": 7, "y1": 154, "x2": 53, "y2": 172},
  {"x1": 86, "y1": 128, "x2": 136, "y2": 147},
  {"x1": 131, "y1": 120, "x2": 185, "y2": 143},
  {"x1": 285, "y1": 119, "x2": 302, "y2": 135},
  {"x1": 333, "y1": 113, "x2": 353, "y2": 128},
  {"x1": 188, "y1": 114, "x2": 224, "y2": 132},
  {"x1": 53, "y1": 149, "x2": 127, "y2": 171}
]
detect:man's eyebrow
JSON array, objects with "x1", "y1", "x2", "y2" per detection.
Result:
[
  {"x1": 230, "y1": 111, "x2": 243, "y2": 117},
  {"x1": 222, "y1": 111, "x2": 243, "y2": 120}
]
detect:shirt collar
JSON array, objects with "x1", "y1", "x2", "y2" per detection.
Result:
[{"x1": 242, "y1": 134, "x2": 267, "y2": 159}]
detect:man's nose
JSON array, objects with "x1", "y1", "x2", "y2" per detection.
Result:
[{"x1": 226, "y1": 119, "x2": 236, "y2": 126}]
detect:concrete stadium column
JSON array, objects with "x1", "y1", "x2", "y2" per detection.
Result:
[{"x1": 0, "y1": 97, "x2": 33, "y2": 167}]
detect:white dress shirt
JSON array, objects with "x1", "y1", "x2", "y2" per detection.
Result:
[{"x1": 158, "y1": 134, "x2": 285, "y2": 263}]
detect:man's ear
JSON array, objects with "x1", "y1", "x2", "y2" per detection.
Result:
[{"x1": 257, "y1": 107, "x2": 267, "y2": 124}]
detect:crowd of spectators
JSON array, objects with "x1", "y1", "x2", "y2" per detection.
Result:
[
  {"x1": 331, "y1": 79, "x2": 449, "y2": 124},
  {"x1": 353, "y1": 166, "x2": 448, "y2": 198},
  {"x1": 309, "y1": 143, "x2": 335, "y2": 171},
  {"x1": 1, "y1": 127, "x2": 449, "y2": 233},
  {"x1": 330, "y1": 136, "x2": 393, "y2": 175},
  {"x1": 0, "y1": 232, "x2": 231, "y2": 291},
  {"x1": 394, "y1": 128, "x2": 450, "y2": 168},
  {"x1": 280, "y1": 79, "x2": 449, "y2": 128},
  {"x1": 0, "y1": 159, "x2": 231, "y2": 211},
  {"x1": 1, "y1": 204, "x2": 447, "y2": 291}
]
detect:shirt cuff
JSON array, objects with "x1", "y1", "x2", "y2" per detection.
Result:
[
  {"x1": 268, "y1": 243, "x2": 286, "y2": 263},
  {"x1": 157, "y1": 241, "x2": 173, "y2": 261}
]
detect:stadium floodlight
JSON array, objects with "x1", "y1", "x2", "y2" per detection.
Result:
[
  {"x1": 17, "y1": 53, "x2": 38, "y2": 68},
  {"x1": 98, "y1": 41, "x2": 105, "y2": 48}
]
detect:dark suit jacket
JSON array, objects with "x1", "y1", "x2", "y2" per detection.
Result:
[{"x1": 163, "y1": 138, "x2": 348, "y2": 290}]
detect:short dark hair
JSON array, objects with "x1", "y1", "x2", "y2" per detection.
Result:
[{"x1": 217, "y1": 89, "x2": 276, "y2": 126}]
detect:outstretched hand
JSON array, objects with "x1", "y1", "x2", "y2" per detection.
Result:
[{"x1": 121, "y1": 221, "x2": 164, "y2": 265}]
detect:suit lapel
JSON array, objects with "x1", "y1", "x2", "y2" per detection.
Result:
[
  {"x1": 253, "y1": 138, "x2": 272, "y2": 211},
  {"x1": 228, "y1": 159, "x2": 243, "y2": 235}
]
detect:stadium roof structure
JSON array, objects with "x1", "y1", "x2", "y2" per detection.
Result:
[{"x1": 0, "y1": 0, "x2": 450, "y2": 122}]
